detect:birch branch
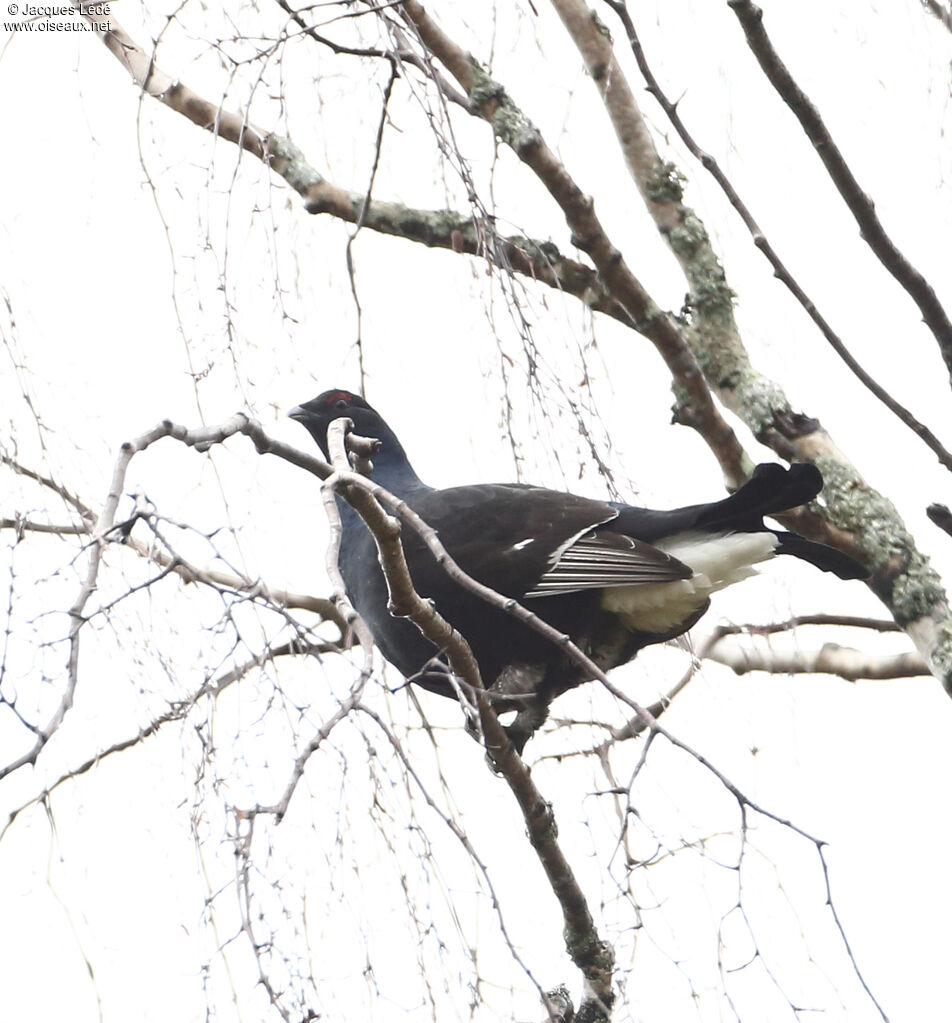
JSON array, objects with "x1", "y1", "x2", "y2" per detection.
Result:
[
  {"x1": 396, "y1": 0, "x2": 747, "y2": 484},
  {"x1": 706, "y1": 639, "x2": 929, "y2": 681},
  {"x1": 603, "y1": 0, "x2": 952, "y2": 474},
  {"x1": 81, "y1": 13, "x2": 637, "y2": 326},
  {"x1": 542, "y1": 0, "x2": 952, "y2": 689},
  {"x1": 318, "y1": 418, "x2": 616, "y2": 1021},
  {"x1": 78, "y1": 9, "x2": 952, "y2": 687}
]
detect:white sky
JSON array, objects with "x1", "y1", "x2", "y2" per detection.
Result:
[{"x1": 1, "y1": 1, "x2": 951, "y2": 1021}]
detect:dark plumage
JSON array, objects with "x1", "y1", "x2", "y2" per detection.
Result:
[{"x1": 290, "y1": 389, "x2": 867, "y2": 751}]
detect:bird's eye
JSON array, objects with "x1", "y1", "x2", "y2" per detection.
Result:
[{"x1": 334, "y1": 398, "x2": 348, "y2": 411}]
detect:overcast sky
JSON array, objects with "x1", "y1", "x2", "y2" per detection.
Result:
[{"x1": 1, "y1": 2, "x2": 951, "y2": 1021}]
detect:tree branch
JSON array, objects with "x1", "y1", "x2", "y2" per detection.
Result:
[
  {"x1": 603, "y1": 0, "x2": 952, "y2": 474},
  {"x1": 706, "y1": 638, "x2": 929, "y2": 680},
  {"x1": 921, "y1": 0, "x2": 952, "y2": 31},
  {"x1": 0, "y1": 517, "x2": 87, "y2": 536},
  {"x1": 715, "y1": 614, "x2": 903, "y2": 635},
  {"x1": 1, "y1": 451, "x2": 97, "y2": 525},
  {"x1": 3, "y1": 447, "x2": 347, "y2": 629},
  {"x1": 80, "y1": 9, "x2": 952, "y2": 692},
  {"x1": 928, "y1": 502, "x2": 952, "y2": 540},
  {"x1": 86, "y1": 7, "x2": 751, "y2": 480},
  {"x1": 84, "y1": 14, "x2": 648, "y2": 334},
  {"x1": 318, "y1": 418, "x2": 615, "y2": 1020},
  {"x1": 316, "y1": 447, "x2": 891, "y2": 1015},
  {"x1": 396, "y1": 0, "x2": 747, "y2": 484},
  {"x1": 728, "y1": 0, "x2": 952, "y2": 386},
  {"x1": 537, "y1": 0, "x2": 952, "y2": 687},
  {"x1": 0, "y1": 414, "x2": 342, "y2": 784}
]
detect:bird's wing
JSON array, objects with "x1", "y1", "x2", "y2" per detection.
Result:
[
  {"x1": 525, "y1": 531, "x2": 692, "y2": 597},
  {"x1": 404, "y1": 484, "x2": 635, "y2": 598},
  {"x1": 402, "y1": 483, "x2": 695, "y2": 600}
]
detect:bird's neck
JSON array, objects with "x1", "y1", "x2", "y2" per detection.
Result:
[
  {"x1": 368, "y1": 444, "x2": 428, "y2": 495},
  {"x1": 337, "y1": 441, "x2": 428, "y2": 533},
  {"x1": 355, "y1": 425, "x2": 428, "y2": 496}
]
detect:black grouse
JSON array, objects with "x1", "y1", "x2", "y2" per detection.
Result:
[{"x1": 290, "y1": 389, "x2": 867, "y2": 751}]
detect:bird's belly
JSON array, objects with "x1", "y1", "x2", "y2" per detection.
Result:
[{"x1": 600, "y1": 578, "x2": 710, "y2": 632}]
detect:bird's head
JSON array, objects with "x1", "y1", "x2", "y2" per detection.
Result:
[
  {"x1": 287, "y1": 389, "x2": 381, "y2": 460},
  {"x1": 288, "y1": 388, "x2": 422, "y2": 487}
]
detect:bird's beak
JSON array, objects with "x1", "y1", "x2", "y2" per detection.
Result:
[{"x1": 287, "y1": 405, "x2": 307, "y2": 422}]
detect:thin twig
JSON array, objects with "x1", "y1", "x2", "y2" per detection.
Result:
[
  {"x1": 728, "y1": 0, "x2": 952, "y2": 387},
  {"x1": 397, "y1": 0, "x2": 748, "y2": 484},
  {"x1": 604, "y1": 0, "x2": 952, "y2": 473},
  {"x1": 921, "y1": 0, "x2": 952, "y2": 31},
  {"x1": 927, "y1": 503, "x2": 952, "y2": 539},
  {"x1": 325, "y1": 455, "x2": 889, "y2": 1019},
  {"x1": 321, "y1": 419, "x2": 616, "y2": 1019}
]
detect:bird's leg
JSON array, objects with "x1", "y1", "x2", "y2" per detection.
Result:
[
  {"x1": 488, "y1": 662, "x2": 550, "y2": 754},
  {"x1": 503, "y1": 696, "x2": 552, "y2": 756}
]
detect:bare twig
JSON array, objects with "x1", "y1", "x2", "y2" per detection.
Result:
[
  {"x1": 712, "y1": 614, "x2": 903, "y2": 635},
  {"x1": 0, "y1": 518, "x2": 87, "y2": 535},
  {"x1": 728, "y1": 0, "x2": 952, "y2": 386},
  {"x1": 324, "y1": 453, "x2": 887, "y2": 1019},
  {"x1": 397, "y1": 0, "x2": 747, "y2": 485},
  {"x1": 928, "y1": 503, "x2": 952, "y2": 539},
  {"x1": 4, "y1": 444, "x2": 347, "y2": 626},
  {"x1": 2, "y1": 637, "x2": 330, "y2": 839},
  {"x1": 353, "y1": 703, "x2": 553, "y2": 1011},
  {"x1": 605, "y1": 632, "x2": 718, "y2": 743},
  {"x1": 921, "y1": 0, "x2": 952, "y2": 31},
  {"x1": 318, "y1": 418, "x2": 616, "y2": 1020},
  {"x1": 271, "y1": 0, "x2": 469, "y2": 107},
  {"x1": 346, "y1": 66, "x2": 398, "y2": 384},
  {"x1": 1, "y1": 452, "x2": 97, "y2": 524},
  {"x1": 0, "y1": 414, "x2": 339, "y2": 783},
  {"x1": 604, "y1": 0, "x2": 952, "y2": 473},
  {"x1": 0, "y1": 427, "x2": 142, "y2": 781}
]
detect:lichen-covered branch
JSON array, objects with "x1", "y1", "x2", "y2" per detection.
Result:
[
  {"x1": 81, "y1": 8, "x2": 952, "y2": 691},
  {"x1": 604, "y1": 0, "x2": 952, "y2": 475},
  {"x1": 544, "y1": 0, "x2": 952, "y2": 689},
  {"x1": 85, "y1": 15, "x2": 638, "y2": 330},
  {"x1": 547, "y1": 0, "x2": 748, "y2": 413},
  {"x1": 550, "y1": 0, "x2": 727, "y2": 301},
  {"x1": 397, "y1": 0, "x2": 747, "y2": 484},
  {"x1": 87, "y1": 8, "x2": 747, "y2": 478}
]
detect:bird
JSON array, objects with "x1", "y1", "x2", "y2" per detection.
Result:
[{"x1": 289, "y1": 389, "x2": 867, "y2": 752}]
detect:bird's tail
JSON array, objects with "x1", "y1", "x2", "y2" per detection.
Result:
[
  {"x1": 772, "y1": 531, "x2": 868, "y2": 579},
  {"x1": 696, "y1": 464, "x2": 820, "y2": 527},
  {"x1": 697, "y1": 464, "x2": 867, "y2": 580}
]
